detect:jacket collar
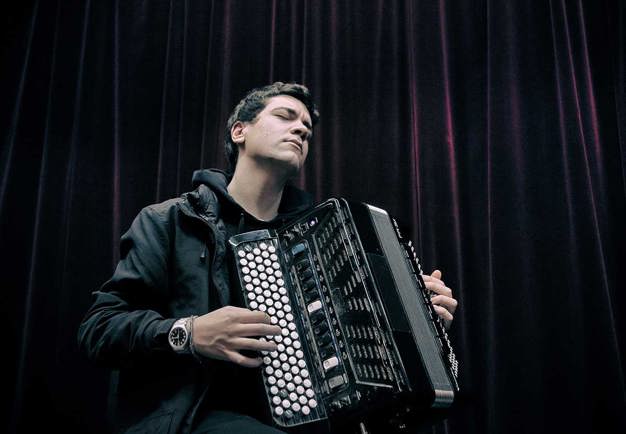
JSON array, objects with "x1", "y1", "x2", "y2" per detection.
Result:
[{"x1": 183, "y1": 168, "x2": 314, "y2": 225}]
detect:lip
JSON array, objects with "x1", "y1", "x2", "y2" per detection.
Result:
[{"x1": 284, "y1": 139, "x2": 303, "y2": 153}]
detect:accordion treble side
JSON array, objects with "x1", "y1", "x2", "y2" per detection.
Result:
[{"x1": 228, "y1": 198, "x2": 459, "y2": 429}]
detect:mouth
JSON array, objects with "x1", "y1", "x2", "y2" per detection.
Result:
[{"x1": 284, "y1": 140, "x2": 303, "y2": 153}]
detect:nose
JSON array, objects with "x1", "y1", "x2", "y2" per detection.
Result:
[{"x1": 290, "y1": 121, "x2": 309, "y2": 140}]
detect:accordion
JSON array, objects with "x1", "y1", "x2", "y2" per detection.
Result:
[{"x1": 228, "y1": 198, "x2": 459, "y2": 429}]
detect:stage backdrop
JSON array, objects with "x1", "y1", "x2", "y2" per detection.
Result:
[{"x1": 2, "y1": 1, "x2": 625, "y2": 433}]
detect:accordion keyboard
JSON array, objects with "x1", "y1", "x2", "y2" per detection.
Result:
[{"x1": 233, "y1": 237, "x2": 327, "y2": 426}]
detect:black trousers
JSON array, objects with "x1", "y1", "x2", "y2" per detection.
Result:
[
  {"x1": 190, "y1": 410, "x2": 347, "y2": 434},
  {"x1": 191, "y1": 411, "x2": 286, "y2": 434}
]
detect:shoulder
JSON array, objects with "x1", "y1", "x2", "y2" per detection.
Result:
[
  {"x1": 143, "y1": 197, "x2": 185, "y2": 218},
  {"x1": 126, "y1": 198, "x2": 184, "y2": 227},
  {"x1": 122, "y1": 198, "x2": 187, "y2": 241}
]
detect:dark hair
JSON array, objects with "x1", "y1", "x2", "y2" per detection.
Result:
[{"x1": 224, "y1": 82, "x2": 320, "y2": 173}]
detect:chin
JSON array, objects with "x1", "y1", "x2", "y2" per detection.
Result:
[
  {"x1": 278, "y1": 154, "x2": 305, "y2": 173},
  {"x1": 263, "y1": 153, "x2": 305, "y2": 177}
]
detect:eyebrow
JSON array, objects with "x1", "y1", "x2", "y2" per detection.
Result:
[{"x1": 273, "y1": 107, "x2": 313, "y2": 131}]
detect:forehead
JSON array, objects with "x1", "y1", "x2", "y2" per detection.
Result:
[{"x1": 263, "y1": 95, "x2": 311, "y2": 122}]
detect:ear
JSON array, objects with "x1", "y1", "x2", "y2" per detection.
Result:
[{"x1": 231, "y1": 121, "x2": 247, "y2": 145}]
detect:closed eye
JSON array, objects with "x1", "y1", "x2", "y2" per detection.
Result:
[{"x1": 272, "y1": 107, "x2": 313, "y2": 138}]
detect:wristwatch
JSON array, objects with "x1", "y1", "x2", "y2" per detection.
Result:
[{"x1": 168, "y1": 317, "x2": 192, "y2": 354}]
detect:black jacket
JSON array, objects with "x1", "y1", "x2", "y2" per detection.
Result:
[{"x1": 77, "y1": 169, "x2": 313, "y2": 433}]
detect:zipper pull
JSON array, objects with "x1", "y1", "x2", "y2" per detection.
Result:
[{"x1": 200, "y1": 246, "x2": 207, "y2": 262}]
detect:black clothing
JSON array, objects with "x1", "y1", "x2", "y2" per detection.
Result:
[
  {"x1": 190, "y1": 411, "x2": 285, "y2": 434},
  {"x1": 77, "y1": 169, "x2": 312, "y2": 434}
]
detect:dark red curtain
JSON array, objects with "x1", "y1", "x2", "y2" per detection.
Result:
[{"x1": 2, "y1": 1, "x2": 625, "y2": 433}]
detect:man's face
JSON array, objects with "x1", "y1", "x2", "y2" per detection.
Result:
[{"x1": 233, "y1": 95, "x2": 313, "y2": 175}]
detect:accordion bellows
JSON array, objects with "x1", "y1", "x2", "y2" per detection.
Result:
[{"x1": 228, "y1": 198, "x2": 459, "y2": 428}]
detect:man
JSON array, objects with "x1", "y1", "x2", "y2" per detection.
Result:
[{"x1": 78, "y1": 82, "x2": 458, "y2": 433}]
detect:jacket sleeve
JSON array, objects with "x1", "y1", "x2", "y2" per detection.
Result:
[{"x1": 77, "y1": 205, "x2": 178, "y2": 368}]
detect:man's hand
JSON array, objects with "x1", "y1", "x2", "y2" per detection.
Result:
[
  {"x1": 191, "y1": 306, "x2": 281, "y2": 367},
  {"x1": 422, "y1": 269, "x2": 458, "y2": 330}
]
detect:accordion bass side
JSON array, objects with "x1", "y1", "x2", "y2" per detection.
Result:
[{"x1": 228, "y1": 198, "x2": 459, "y2": 428}]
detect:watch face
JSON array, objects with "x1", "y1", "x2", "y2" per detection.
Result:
[{"x1": 170, "y1": 328, "x2": 187, "y2": 347}]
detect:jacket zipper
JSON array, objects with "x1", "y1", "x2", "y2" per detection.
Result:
[{"x1": 177, "y1": 202, "x2": 228, "y2": 305}]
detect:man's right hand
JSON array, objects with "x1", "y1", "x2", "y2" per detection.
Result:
[{"x1": 191, "y1": 306, "x2": 281, "y2": 367}]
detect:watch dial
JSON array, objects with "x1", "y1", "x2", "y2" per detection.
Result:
[{"x1": 170, "y1": 328, "x2": 187, "y2": 346}]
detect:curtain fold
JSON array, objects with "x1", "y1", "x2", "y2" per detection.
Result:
[{"x1": 2, "y1": 1, "x2": 624, "y2": 433}]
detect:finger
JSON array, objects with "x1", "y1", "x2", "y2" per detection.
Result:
[
  {"x1": 431, "y1": 295, "x2": 458, "y2": 315},
  {"x1": 238, "y1": 309, "x2": 273, "y2": 324},
  {"x1": 422, "y1": 274, "x2": 445, "y2": 287},
  {"x1": 431, "y1": 269, "x2": 442, "y2": 280},
  {"x1": 236, "y1": 323, "x2": 282, "y2": 337},
  {"x1": 214, "y1": 306, "x2": 270, "y2": 324},
  {"x1": 424, "y1": 281, "x2": 452, "y2": 297},
  {"x1": 231, "y1": 337, "x2": 278, "y2": 352},
  {"x1": 224, "y1": 349, "x2": 264, "y2": 368},
  {"x1": 432, "y1": 305, "x2": 454, "y2": 322}
]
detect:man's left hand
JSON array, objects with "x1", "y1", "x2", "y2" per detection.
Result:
[{"x1": 422, "y1": 269, "x2": 458, "y2": 330}]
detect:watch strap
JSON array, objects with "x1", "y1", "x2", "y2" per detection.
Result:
[{"x1": 188, "y1": 315, "x2": 204, "y2": 364}]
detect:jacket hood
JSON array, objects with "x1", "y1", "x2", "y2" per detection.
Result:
[{"x1": 190, "y1": 168, "x2": 314, "y2": 224}]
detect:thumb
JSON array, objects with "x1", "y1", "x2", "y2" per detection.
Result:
[{"x1": 431, "y1": 269, "x2": 442, "y2": 280}]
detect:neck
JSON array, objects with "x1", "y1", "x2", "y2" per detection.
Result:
[{"x1": 227, "y1": 160, "x2": 290, "y2": 221}]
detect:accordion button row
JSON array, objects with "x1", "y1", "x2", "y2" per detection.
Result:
[{"x1": 235, "y1": 241, "x2": 323, "y2": 425}]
